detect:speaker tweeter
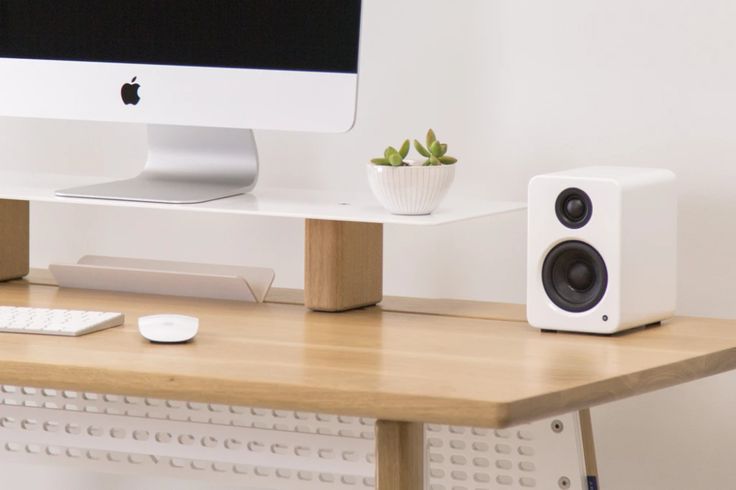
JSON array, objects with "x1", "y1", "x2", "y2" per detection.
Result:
[{"x1": 555, "y1": 188, "x2": 592, "y2": 229}]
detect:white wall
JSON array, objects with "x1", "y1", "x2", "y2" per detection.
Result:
[{"x1": 1, "y1": 0, "x2": 735, "y2": 488}]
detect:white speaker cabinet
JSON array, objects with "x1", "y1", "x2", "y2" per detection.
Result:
[{"x1": 527, "y1": 166, "x2": 677, "y2": 334}]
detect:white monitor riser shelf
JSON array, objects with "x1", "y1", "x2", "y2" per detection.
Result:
[
  {"x1": 0, "y1": 171, "x2": 524, "y2": 226},
  {"x1": 0, "y1": 170, "x2": 526, "y2": 312}
]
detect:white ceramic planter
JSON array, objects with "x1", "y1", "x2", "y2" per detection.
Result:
[{"x1": 367, "y1": 163, "x2": 456, "y2": 215}]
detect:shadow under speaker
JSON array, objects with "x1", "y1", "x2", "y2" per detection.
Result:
[{"x1": 527, "y1": 167, "x2": 677, "y2": 334}]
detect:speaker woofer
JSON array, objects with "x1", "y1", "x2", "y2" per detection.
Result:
[
  {"x1": 542, "y1": 240, "x2": 607, "y2": 313},
  {"x1": 555, "y1": 187, "x2": 592, "y2": 229}
]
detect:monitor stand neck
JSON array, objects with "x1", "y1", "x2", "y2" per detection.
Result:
[{"x1": 56, "y1": 125, "x2": 260, "y2": 204}]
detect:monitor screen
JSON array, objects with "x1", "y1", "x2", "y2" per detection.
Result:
[{"x1": 0, "y1": 0, "x2": 362, "y2": 74}]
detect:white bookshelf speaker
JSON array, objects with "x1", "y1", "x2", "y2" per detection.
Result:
[{"x1": 527, "y1": 166, "x2": 677, "y2": 334}]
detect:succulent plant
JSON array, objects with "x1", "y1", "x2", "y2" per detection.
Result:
[
  {"x1": 414, "y1": 129, "x2": 458, "y2": 166},
  {"x1": 371, "y1": 139, "x2": 411, "y2": 167},
  {"x1": 371, "y1": 129, "x2": 458, "y2": 167}
]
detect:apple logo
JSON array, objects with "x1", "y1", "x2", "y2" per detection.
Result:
[{"x1": 121, "y1": 77, "x2": 141, "y2": 106}]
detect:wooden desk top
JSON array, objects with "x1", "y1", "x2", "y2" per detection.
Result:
[{"x1": 0, "y1": 282, "x2": 735, "y2": 428}]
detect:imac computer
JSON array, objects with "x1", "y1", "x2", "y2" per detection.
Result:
[{"x1": 0, "y1": 1, "x2": 363, "y2": 203}]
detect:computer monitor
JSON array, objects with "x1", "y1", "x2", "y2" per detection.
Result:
[{"x1": 0, "y1": 1, "x2": 363, "y2": 203}]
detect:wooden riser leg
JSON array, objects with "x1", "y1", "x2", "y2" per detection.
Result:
[
  {"x1": 375, "y1": 421, "x2": 425, "y2": 490},
  {"x1": 0, "y1": 199, "x2": 29, "y2": 281},
  {"x1": 305, "y1": 219, "x2": 383, "y2": 312},
  {"x1": 579, "y1": 408, "x2": 600, "y2": 490}
]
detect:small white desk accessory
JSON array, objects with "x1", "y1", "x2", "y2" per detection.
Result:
[
  {"x1": 138, "y1": 314, "x2": 199, "y2": 343},
  {"x1": 50, "y1": 256, "x2": 275, "y2": 303}
]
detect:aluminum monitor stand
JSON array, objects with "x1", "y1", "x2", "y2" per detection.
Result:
[{"x1": 56, "y1": 125, "x2": 259, "y2": 204}]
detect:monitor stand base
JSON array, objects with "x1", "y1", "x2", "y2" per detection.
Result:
[{"x1": 56, "y1": 125, "x2": 259, "y2": 204}]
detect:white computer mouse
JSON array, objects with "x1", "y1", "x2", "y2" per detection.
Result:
[{"x1": 138, "y1": 314, "x2": 199, "y2": 343}]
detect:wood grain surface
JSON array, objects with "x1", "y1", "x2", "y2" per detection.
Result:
[
  {"x1": 0, "y1": 282, "x2": 735, "y2": 428},
  {"x1": 375, "y1": 421, "x2": 425, "y2": 490},
  {"x1": 0, "y1": 199, "x2": 29, "y2": 281},
  {"x1": 304, "y1": 219, "x2": 383, "y2": 312}
]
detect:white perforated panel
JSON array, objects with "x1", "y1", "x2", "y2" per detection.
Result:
[
  {"x1": 0, "y1": 386, "x2": 586, "y2": 489},
  {"x1": 426, "y1": 419, "x2": 586, "y2": 490}
]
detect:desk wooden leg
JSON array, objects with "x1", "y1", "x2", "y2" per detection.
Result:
[
  {"x1": 375, "y1": 421, "x2": 425, "y2": 490},
  {"x1": 0, "y1": 199, "x2": 29, "y2": 281},
  {"x1": 579, "y1": 409, "x2": 600, "y2": 489},
  {"x1": 305, "y1": 219, "x2": 383, "y2": 312}
]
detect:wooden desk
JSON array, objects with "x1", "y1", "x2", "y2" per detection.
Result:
[{"x1": 1, "y1": 281, "x2": 736, "y2": 489}]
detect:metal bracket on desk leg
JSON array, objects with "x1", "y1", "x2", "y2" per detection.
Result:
[
  {"x1": 305, "y1": 219, "x2": 383, "y2": 312},
  {"x1": 0, "y1": 199, "x2": 29, "y2": 281},
  {"x1": 375, "y1": 421, "x2": 425, "y2": 490},
  {"x1": 578, "y1": 409, "x2": 600, "y2": 490}
]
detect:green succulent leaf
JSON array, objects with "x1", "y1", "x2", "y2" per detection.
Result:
[
  {"x1": 414, "y1": 140, "x2": 431, "y2": 158},
  {"x1": 439, "y1": 156, "x2": 458, "y2": 165},
  {"x1": 371, "y1": 158, "x2": 391, "y2": 165},
  {"x1": 426, "y1": 129, "x2": 437, "y2": 148},
  {"x1": 388, "y1": 152, "x2": 404, "y2": 166},
  {"x1": 430, "y1": 140, "x2": 443, "y2": 157},
  {"x1": 429, "y1": 155, "x2": 441, "y2": 166},
  {"x1": 440, "y1": 144, "x2": 448, "y2": 156},
  {"x1": 422, "y1": 159, "x2": 432, "y2": 166},
  {"x1": 399, "y1": 139, "x2": 410, "y2": 159}
]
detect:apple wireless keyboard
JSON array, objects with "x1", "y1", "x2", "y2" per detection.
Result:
[{"x1": 0, "y1": 306, "x2": 124, "y2": 337}]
